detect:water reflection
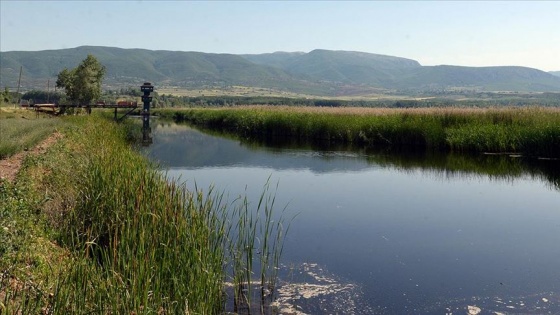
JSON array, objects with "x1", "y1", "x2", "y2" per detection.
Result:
[
  {"x1": 144, "y1": 122, "x2": 560, "y2": 314},
  {"x1": 146, "y1": 122, "x2": 560, "y2": 190}
]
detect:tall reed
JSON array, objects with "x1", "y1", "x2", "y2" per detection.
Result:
[
  {"x1": 226, "y1": 180, "x2": 290, "y2": 314},
  {"x1": 158, "y1": 106, "x2": 560, "y2": 157},
  {"x1": 1, "y1": 114, "x2": 289, "y2": 314}
]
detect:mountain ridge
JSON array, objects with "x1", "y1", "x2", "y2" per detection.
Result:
[{"x1": 2, "y1": 46, "x2": 560, "y2": 95}]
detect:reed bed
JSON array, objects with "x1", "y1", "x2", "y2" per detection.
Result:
[
  {"x1": 1, "y1": 114, "x2": 288, "y2": 314},
  {"x1": 158, "y1": 106, "x2": 560, "y2": 157}
]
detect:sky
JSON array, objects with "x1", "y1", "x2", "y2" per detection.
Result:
[{"x1": 1, "y1": 1, "x2": 559, "y2": 71}]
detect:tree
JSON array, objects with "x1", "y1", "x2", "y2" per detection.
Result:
[
  {"x1": 56, "y1": 55, "x2": 106, "y2": 106},
  {"x1": 21, "y1": 90, "x2": 63, "y2": 104},
  {"x1": 1, "y1": 87, "x2": 10, "y2": 105}
]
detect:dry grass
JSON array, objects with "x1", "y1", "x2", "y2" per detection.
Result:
[
  {"x1": 158, "y1": 86, "x2": 318, "y2": 98},
  {"x1": 221, "y1": 105, "x2": 560, "y2": 116},
  {"x1": 156, "y1": 86, "x2": 414, "y2": 101}
]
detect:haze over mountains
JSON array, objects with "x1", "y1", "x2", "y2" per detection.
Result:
[{"x1": 2, "y1": 46, "x2": 560, "y2": 96}]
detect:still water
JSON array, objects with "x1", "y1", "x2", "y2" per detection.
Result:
[{"x1": 144, "y1": 122, "x2": 560, "y2": 314}]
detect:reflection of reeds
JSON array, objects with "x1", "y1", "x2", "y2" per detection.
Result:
[
  {"x1": 159, "y1": 106, "x2": 560, "y2": 157},
  {"x1": 1, "y1": 115, "x2": 289, "y2": 314}
]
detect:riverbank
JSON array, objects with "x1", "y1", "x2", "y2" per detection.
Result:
[
  {"x1": 157, "y1": 106, "x2": 560, "y2": 158},
  {"x1": 1, "y1": 114, "x2": 224, "y2": 313},
  {"x1": 1, "y1": 113, "x2": 285, "y2": 313}
]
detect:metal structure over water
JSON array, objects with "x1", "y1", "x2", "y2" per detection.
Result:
[
  {"x1": 32, "y1": 102, "x2": 139, "y2": 121},
  {"x1": 140, "y1": 82, "x2": 154, "y2": 145},
  {"x1": 29, "y1": 82, "x2": 155, "y2": 145}
]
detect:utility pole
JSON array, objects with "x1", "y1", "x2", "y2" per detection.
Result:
[{"x1": 15, "y1": 66, "x2": 22, "y2": 108}]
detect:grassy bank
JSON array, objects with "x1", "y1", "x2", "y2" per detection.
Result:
[
  {"x1": 1, "y1": 114, "x2": 287, "y2": 314},
  {"x1": 157, "y1": 106, "x2": 560, "y2": 157}
]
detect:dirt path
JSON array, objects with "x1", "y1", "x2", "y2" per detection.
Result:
[{"x1": 0, "y1": 132, "x2": 63, "y2": 183}]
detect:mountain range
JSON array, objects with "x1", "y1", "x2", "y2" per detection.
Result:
[{"x1": 1, "y1": 46, "x2": 560, "y2": 96}]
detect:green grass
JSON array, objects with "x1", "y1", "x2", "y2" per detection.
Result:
[
  {"x1": 1, "y1": 114, "x2": 288, "y2": 314},
  {"x1": 157, "y1": 106, "x2": 560, "y2": 157},
  {"x1": 43, "y1": 116, "x2": 225, "y2": 313},
  {"x1": 0, "y1": 108, "x2": 61, "y2": 159}
]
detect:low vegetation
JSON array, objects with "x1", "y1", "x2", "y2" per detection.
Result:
[
  {"x1": 1, "y1": 113, "x2": 288, "y2": 314},
  {"x1": 0, "y1": 108, "x2": 61, "y2": 159},
  {"x1": 158, "y1": 106, "x2": 560, "y2": 158}
]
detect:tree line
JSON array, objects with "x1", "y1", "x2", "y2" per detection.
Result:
[{"x1": 13, "y1": 88, "x2": 560, "y2": 109}]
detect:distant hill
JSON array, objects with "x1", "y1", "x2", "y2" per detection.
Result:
[
  {"x1": 0, "y1": 46, "x2": 328, "y2": 94},
  {"x1": 550, "y1": 71, "x2": 560, "y2": 77},
  {"x1": 240, "y1": 51, "x2": 306, "y2": 69},
  {"x1": 2, "y1": 46, "x2": 560, "y2": 95},
  {"x1": 398, "y1": 66, "x2": 560, "y2": 91},
  {"x1": 241, "y1": 49, "x2": 560, "y2": 92},
  {"x1": 243, "y1": 49, "x2": 421, "y2": 86}
]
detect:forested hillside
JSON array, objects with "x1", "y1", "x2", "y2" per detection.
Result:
[{"x1": 2, "y1": 46, "x2": 560, "y2": 95}]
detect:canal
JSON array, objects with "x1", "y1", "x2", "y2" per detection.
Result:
[{"x1": 144, "y1": 121, "x2": 560, "y2": 314}]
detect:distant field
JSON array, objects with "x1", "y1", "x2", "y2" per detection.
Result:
[
  {"x1": 156, "y1": 86, "x2": 555, "y2": 104},
  {"x1": 158, "y1": 86, "x2": 311, "y2": 98},
  {"x1": 156, "y1": 86, "x2": 417, "y2": 101}
]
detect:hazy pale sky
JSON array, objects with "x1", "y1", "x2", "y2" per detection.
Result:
[{"x1": 1, "y1": 1, "x2": 559, "y2": 71}]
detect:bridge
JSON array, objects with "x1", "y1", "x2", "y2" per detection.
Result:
[
  {"x1": 29, "y1": 82, "x2": 155, "y2": 145},
  {"x1": 31, "y1": 102, "x2": 139, "y2": 121}
]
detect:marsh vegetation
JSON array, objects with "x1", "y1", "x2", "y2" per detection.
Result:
[
  {"x1": 159, "y1": 106, "x2": 560, "y2": 158},
  {"x1": 146, "y1": 121, "x2": 560, "y2": 314},
  {"x1": 1, "y1": 113, "x2": 288, "y2": 314}
]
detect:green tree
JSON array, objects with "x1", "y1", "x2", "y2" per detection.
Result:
[
  {"x1": 21, "y1": 90, "x2": 63, "y2": 104},
  {"x1": 56, "y1": 55, "x2": 106, "y2": 106},
  {"x1": 1, "y1": 87, "x2": 10, "y2": 105}
]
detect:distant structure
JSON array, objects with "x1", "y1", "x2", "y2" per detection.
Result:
[{"x1": 140, "y1": 82, "x2": 154, "y2": 146}]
